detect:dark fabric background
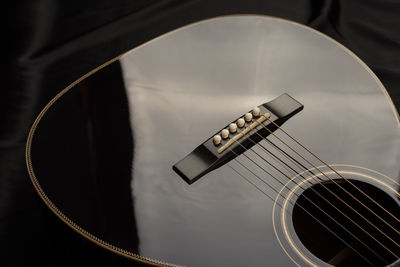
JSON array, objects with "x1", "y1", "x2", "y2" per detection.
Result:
[{"x1": 2, "y1": 0, "x2": 399, "y2": 266}]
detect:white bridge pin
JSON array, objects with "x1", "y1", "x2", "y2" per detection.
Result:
[
  {"x1": 244, "y1": 112, "x2": 253, "y2": 122},
  {"x1": 221, "y1": 129, "x2": 230, "y2": 139},
  {"x1": 213, "y1": 135, "x2": 222, "y2": 145},
  {"x1": 237, "y1": 118, "x2": 245, "y2": 128},
  {"x1": 252, "y1": 107, "x2": 261, "y2": 117},
  {"x1": 229, "y1": 123, "x2": 237, "y2": 133}
]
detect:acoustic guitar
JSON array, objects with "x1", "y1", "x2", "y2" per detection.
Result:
[{"x1": 26, "y1": 15, "x2": 400, "y2": 266}]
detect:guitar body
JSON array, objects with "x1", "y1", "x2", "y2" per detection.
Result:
[{"x1": 27, "y1": 16, "x2": 400, "y2": 266}]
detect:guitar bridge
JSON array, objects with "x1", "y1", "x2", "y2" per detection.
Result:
[{"x1": 173, "y1": 93, "x2": 304, "y2": 184}]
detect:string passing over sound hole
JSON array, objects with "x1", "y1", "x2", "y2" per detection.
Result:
[{"x1": 292, "y1": 179, "x2": 400, "y2": 266}]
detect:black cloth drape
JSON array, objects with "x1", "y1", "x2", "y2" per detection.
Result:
[{"x1": 3, "y1": 0, "x2": 400, "y2": 266}]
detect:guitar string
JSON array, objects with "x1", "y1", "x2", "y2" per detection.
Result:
[
  {"x1": 250, "y1": 125, "x2": 400, "y2": 258},
  {"x1": 227, "y1": 163, "x2": 376, "y2": 266},
  {"x1": 194, "y1": 111, "x2": 399, "y2": 261},
  {"x1": 231, "y1": 137, "x2": 395, "y2": 261},
  {"x1": 245, "y1": 116, "x2": 400, "y2": 248},
  {"x1": 247, "y1": 141, "x2": 399, "y2": 260},
  {"x1": 256, "y1": 120, "x2": 400, "y2": 248},
  {"x1": 268, "y1": 118, "x2": 400, "y2": 226},
  {"x1": 229, "y1": 153, "x2": 386, "y2": 264},
  {"x1": 220, "y1": 115, "x2": 400, "y2": 258},
  {"x1": 225, "y1": 128, "x2": 387, "y2": 261},
  {"x1": 267, "y1": 118, "x2": 400, "y2": 232}
]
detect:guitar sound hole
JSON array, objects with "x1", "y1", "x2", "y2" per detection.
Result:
[{"x1": 292, "y1": 179, "x2": 400, "y2": 266}]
